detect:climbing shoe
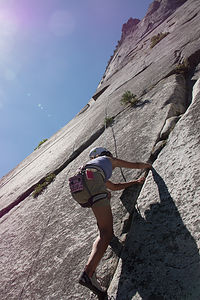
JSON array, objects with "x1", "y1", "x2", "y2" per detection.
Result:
[{"x1": 79, "y1": 271, "x2": 107, "y2": 298}]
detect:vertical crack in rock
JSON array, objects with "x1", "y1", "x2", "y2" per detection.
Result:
[
  {"x1": 150, "y1": 50, "x2": 200, "y2": 163},
  {"x1": 186, "y1": 49, "x2": 200, "y2": 106}
]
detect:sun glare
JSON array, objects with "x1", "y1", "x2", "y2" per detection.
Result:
[{"x1": 0, "y1": 10, "x2": 19, "y2": 58}]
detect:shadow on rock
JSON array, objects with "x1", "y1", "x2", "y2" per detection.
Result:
[
  {"x1": 110, "y1": 235, "x2": 124, "y2": 258},
  {"x1": 136, "y1": 99, "x2": 151, "y2": 109},
  {"x1": 115, "y1": 169, "x2": 200, "y2": 299}
]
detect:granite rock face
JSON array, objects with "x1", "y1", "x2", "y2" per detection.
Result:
[
  {"x1": 0, "y1": 0, "x2": 200, "y2": 299},
  {"x1": 108, "y1": 78, "x2": 200, "y2": 299},
  {"x1": 121, "y1": 18, "x2": 140, "y2": 41}
]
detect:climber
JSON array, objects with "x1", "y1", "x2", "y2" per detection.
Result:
[{"x1": 69, "y1": 147, "x2": 151, "y2": 297}]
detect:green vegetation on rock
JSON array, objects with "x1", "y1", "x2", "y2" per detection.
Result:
[
  {"x1": 120, "y1": 91, "x2": 139, "y2": 106},
  {"x1": 104, "y1": 116, "x2": 114, "y2": 127},
  {"x1": 150, "y1": 32, "x2": 169, "y2": 48},
  {"x1": 174, "y1": 58, "x2": 190, "y2": 75},
  {"x1": 33, "y1": 173, "x2": 56, "y2": 198},
  {"x1": 34, "y1": 139, "x2": 48, "y2": 150}
]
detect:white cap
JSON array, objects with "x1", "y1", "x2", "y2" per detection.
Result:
[{"x1": 89, "y1": 147, "x2": 108, "y2": 158}]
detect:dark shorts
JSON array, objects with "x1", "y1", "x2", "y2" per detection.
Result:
[{"x1": 71, "y1": 168, "x2": 110, "y2": 207}]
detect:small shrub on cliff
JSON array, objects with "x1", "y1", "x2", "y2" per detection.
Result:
[
  {"x1": 104, "y1": 116, "x2": 114, "y2": 127},
  {"x1": 174, "y1": 58, "x2": 190, "y2": 75},
  {"x1": 120, "y1": 91, "x2": 139, "y2": 107},
  {"x1": 33, "y1": 173, "x2": 56, "y2": 198},
  {"x1": 150, "y1": 32, "x2": 169, "y2": 48},
  {"x1": 34, "y1": 139, "x2": 48, "y2": 150}
]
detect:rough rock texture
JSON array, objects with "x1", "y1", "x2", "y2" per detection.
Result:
[
  {"x1": 0, "y1": 0, "x2": 200, "y2": 299},
  {"x1": 121, "y1": 18, "x2": 140, "y2": 41},
  {"x1": 108, "y1": 78, "x2": 200, "y2": 299}
]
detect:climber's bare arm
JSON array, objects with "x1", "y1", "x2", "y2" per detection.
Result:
[
  {"x1": 106, "y1": 177, "x2": 145, "y2": 191},
  {"x1": 109, "y1": 157, "x2": 151, "y2": 170}
]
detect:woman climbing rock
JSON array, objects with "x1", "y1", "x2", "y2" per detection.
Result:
[{"x1": 69, "y1": 147, "x2": 151, "y2": 298}]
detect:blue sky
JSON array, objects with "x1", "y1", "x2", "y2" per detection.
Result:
[{"x1": 0, "y1": 0, "x2": 152, "y2": 178}]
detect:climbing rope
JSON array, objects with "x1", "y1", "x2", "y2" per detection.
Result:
[
  {"x1": 104, "y1": 104, "x2": 126, "y2": 182},
  {"x1": 111, "y1": 126, "x2": 126, "y2": 182}
]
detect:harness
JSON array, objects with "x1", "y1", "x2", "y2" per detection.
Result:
[{"x1": 69, "y1": 166, "x2": 108, "y2": 208}]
